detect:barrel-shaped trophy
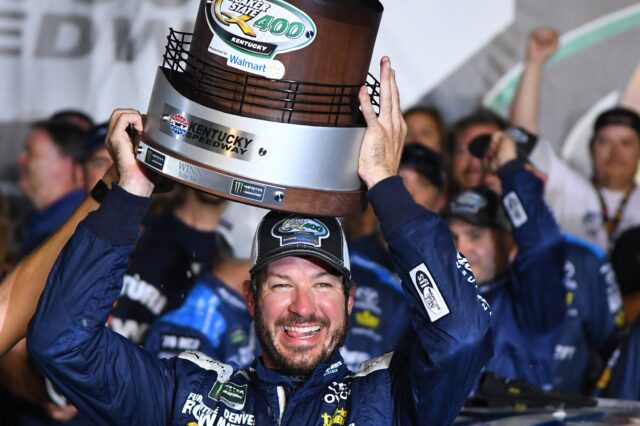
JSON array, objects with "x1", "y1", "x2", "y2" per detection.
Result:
[{"x1": 136, "y1": 0, "x2": 383, "y2": 216}]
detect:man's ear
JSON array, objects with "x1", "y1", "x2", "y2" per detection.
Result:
[
  {"x1": 347, "y1": 282, "x2": 356, "y2": 315},
  {"x1": 243, "y1": 280, "x2": 255, "y2": 317}
]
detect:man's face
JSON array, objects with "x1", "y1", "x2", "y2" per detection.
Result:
[
  {"x1": 405, "y1": 112, "x2": 442, "y2": 153},
  {"x1": 448, "y1": 218, "x2": 511, "y2": 284},
  {"x1": 17, "y1": 129, "x2": 74, "y2": 207},
  {"x1": 248, "y1": 256, "x2": 352, "y2": 375},
  {"x1": 591, "y1": 125, "x2": 640, "y2": 190},
  {"x1": 452, "y1": 124, "x2": 499, "y2": 189},
  {"x1": 399, "y1": 167, "x2": 444, "y2": 212},
  {"x1": 83, "y1": 147, "x2": 112, "y2": 192}
]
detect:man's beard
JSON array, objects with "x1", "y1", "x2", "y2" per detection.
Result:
[{"x1": 254, "y1": 301, "x2": 348, "y2": 376}]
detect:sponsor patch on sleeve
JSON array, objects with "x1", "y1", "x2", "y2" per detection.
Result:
[
  {"x1": 409, "y1": 263, "x2": 450, "y2": 322},
  {"x1": 503, "y1": 191, "x2": 528, "y2": 228}
]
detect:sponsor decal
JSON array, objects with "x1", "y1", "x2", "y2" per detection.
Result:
[
  {"x1": 169, "y1": 113, "x2": 189, "y2": 136},
  {"x1": 160, "y1": 334, "x2": 201, "y2": 351},
  {"x1": 600, "y1": 263, "x2": 623, "y2": 314},
  {"x1": 409, "y1": 263, "x2": 450, "y2": 322},
  {"x1": 455, "y1": 252, "x2": 476, "y2": 284},
  {"x1": 353, "y1": 352, "x2": 393, "y2": 378},
  {"x1": 182, "y1": 393, "x2": 255, "y2": 425},
  {"x1": 205, "y1": 0, "x2": 317, "y2": 79},
  {"x1": 230, "y1": 179, "x2": 265, "y2": 202},
  {"x1": 355, "y1": 310, "x2": 380, "y2": 329},
  {"x1": 554, "y1": 344, "x2": 576, "y2": 361},
  {"x1": 563, "y1": 260, "x2": 578, "y2": 291},
  {"x1": 159, "y1": 105, "x2": 257, "y2": 161},
  {"x1": 321, "y1": 408, "x2": 348, "y2": 426},
  {"x1": 230, "y1": 327, "x2": 247, "y2": 345},
  {"x1": 120, "y1": 274, "x2": 167, "y2": 315},
  {"x1": 477, "y1": 294, "x2": 491, "y2": 313},
  {"x1": 323, "y1": 381, "x2": 351, "y2": 404},
  {"x1": 354, "y1": 287, "x2": 381, "y2": 314},
  {"x1": 144, "y1": 148, "x2": 166, "y2": 171},
  {"x1": 502, "y1": 191, "x2": 528, "y2": 228},
  {"x1": 209, "y1": 381, "x2": 248, "y2": 411},
  {"x1": 323, "y1": 360, "x2": 343, "y2": 377},
  {"x1": 271, "y1": 218, "x2": 329, "y2": 247}
]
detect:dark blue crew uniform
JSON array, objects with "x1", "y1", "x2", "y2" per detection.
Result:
[
  {"x1": 144, "y1": 272, "x2": 256, "y2": 368},
  {"x1": 476, "y1": 160, "x2": 567, "y2": 389},
  {"x1": 551, "y1": 235, "x2": 624, "y2": 393}
]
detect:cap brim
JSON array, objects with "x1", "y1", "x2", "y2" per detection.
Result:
[{"x1": 250, "y1": 245, "x2": 350, "y2": 279}]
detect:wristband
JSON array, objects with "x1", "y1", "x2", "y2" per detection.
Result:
[{"x1": 90, "y1": 180, "x2": 110, "y2": 203}]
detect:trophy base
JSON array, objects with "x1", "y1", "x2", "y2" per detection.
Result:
[{"x1": 136, "y1": 140, "x2": 368, "y2": 217}]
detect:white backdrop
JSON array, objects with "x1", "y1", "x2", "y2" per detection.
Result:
[{"x1": 1, "y1": 0, "x2": 639, "y2": 182}]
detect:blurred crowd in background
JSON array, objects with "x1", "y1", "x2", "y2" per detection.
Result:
[{"x1": 1, "y1": 27, "x2": 640, "y2": 424}]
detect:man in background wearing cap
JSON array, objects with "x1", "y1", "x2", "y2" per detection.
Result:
[
  {"x1": 27, "y1": 58, "x2": 492, "y2": 425},
  {"x1": 444, "y1": 131, "x2": 566, "y2": 389},
  {"x1": 445, "y1": 130, "x2": 624, "y2": 394},
  {"x1": 143, "y1": 202, "x2": 267, "y2": 367},
  {"x1": 510, "y1": 28, "x2": 640, "y2": 250},
  {"x1": 342, "y1": 142, "x2": 447, "y2": 371}
]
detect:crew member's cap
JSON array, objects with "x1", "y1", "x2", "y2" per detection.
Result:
[
  {"x1": 442, "y1": 187, "x2": 510, "y2": 231},
  {"x1": 593, "y1": 107, "x2": 640, "y2": 137},
  {"x1": 250, "y1": 211, "x2": 350, "y2": 279},
  {"x1": 83, "y1": 122, "x2": 109, "y2": 162},
  {"x1": 400, "y1": 143, "x2": 446, "y2": 189}
]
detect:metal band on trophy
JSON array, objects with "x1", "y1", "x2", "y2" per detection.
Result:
[{"x1": 136, "y1": 0, "x2": 383, "y2": 216}]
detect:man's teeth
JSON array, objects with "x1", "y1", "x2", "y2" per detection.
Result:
[{"x1": 284, "y1": 325, "x2": 321, "y2": 333}]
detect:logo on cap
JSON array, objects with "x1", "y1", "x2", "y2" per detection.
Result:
[
  {"x1": 271, "y1": 218, "x2": 329, "y2": 247},
  {"x1": 452, "y1": 191, "x2": 487, "y2": 214}
]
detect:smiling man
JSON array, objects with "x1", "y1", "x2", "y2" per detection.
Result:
[{"x1": 27, "y1": 58, "x2": 492, "y2": 425}]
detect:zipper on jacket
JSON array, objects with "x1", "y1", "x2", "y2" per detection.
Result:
[{"x1": 276, "y1": 386, "x2": 286, "y2": 425}]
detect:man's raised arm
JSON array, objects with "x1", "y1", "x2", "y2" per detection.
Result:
[
  {"x1": 27, "y1": 110, "x2": 175, "y2": 424},
  {"x1": 358, "y1": 58, "x2": 493, "y2": 425}
]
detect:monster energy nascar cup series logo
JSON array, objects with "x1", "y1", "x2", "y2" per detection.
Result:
[{"x1": 205, "y1": 0, "x2": 317, "y2": 79}]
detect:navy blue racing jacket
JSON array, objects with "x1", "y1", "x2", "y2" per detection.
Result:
[
  {"x1": 341, "y1": 246, "x2": 413, "y2": 372},
  {"x1": 600, "y1": 316, "x2": 640, "y2": 400},
  {"x1": 477, "y1": 160, "x2": 566, "y2": 389},
  {"x1": 552, "y1": 235, "x2": 624, "y2": 393},
  {"x1": 28, "y1": 177, "x2": 492, "y2": 425},
  {"x1": 144, "y1": 272, "x2": 257, "y2": 368}
]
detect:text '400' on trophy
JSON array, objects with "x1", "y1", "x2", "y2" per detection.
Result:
[{"x1": 136, "y1": 0, "x2": 383, "y2": 216}]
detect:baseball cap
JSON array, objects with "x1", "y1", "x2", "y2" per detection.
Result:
[
  {"x1": 217, "y1": 202, "x2": 269, "y2": 260},
  {"x1": 400, "y1": 143, "x2": 446, "y2": 189},
  {"x1": 249, "y1": 211, "x2": 351, "y2": 279},
  {"x1": 442, "y1": 187, "x2": 510, "y2": 231},
  {"x1": 83, "y1": 122, "x2": 109, "y2": 162},
  {"x1": 593, "y1": 107, "x2": 640, "y2": 137}
]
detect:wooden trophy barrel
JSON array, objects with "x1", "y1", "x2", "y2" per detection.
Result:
[{"x1": 179, "y1": 0, "x2": 383, "y2": 126}]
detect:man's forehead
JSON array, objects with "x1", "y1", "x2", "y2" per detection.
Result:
[
  {"x1": 595, "y1": 124, "x2": 640, "y2": 140},
  {"x1": 448, "y1": 217, "x2": 490, "y2": 234},
  {"x1": 264, "y1": 256, "x2": 341, "y2": 278}
]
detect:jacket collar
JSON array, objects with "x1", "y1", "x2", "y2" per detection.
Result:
[{"x1": 253, "y1": 353, "x2": 348, "y2": 392}]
